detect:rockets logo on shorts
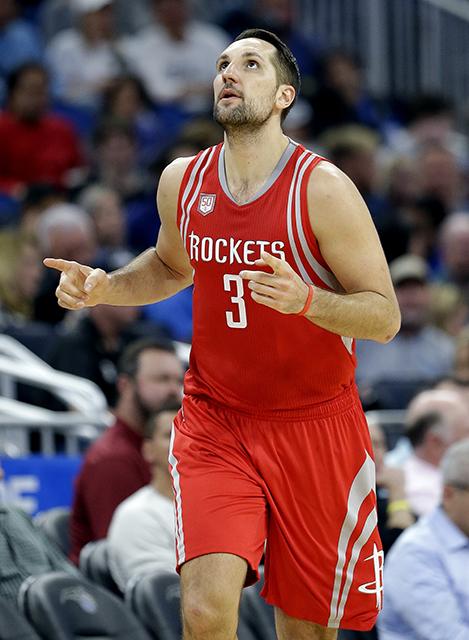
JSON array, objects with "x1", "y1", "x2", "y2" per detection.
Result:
[
  {"x1": 358, "y1": 544, "x2": 384, "y2": 610},
  {"x1": 198, "y1": 193, "x2": 216, "y2": 216}
]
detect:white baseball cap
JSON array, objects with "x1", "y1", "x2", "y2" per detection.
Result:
[{"x1": 72, "y1": 0, "x2": 113, "y2": 14}]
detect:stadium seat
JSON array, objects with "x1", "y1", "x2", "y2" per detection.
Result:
[
  {"x1": 126, "y1": 571, "x2": 182, "y2": 640},
  {"x1": 34, "y1": 507, "x2": 70, "y2": 557},
  {"x1": 79, "y1": 540, "x2": 122, "y2": 597},
  {"x1": 18, "y1": 572, "x2": 151, "y2": 640},
  {"x1": 240, "y1": 573, "x2": 277, "y2": 640},
  {"x1": 127, "y1": 571, "x2": 258, "y2": 640},
  {"x1": 0, "y1": 599, "x2": 41, "y2": 640}
]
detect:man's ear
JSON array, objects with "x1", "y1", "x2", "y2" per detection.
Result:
[
  {"x1": 116, "y1": 373, "x2": 131, "y2": 396},
  {"x1": 277, "y1": 84, "x2": 295, "y2": 111}
]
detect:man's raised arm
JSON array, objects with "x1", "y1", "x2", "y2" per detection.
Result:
[{"x1": 44, "y1": 157, "x2": 194, "y2": 310}]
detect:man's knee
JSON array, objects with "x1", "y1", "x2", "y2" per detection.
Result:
[
  {"x1": 182, "y1": 590, "x2": 238, "y2": 639},
  {"x1": 180, "y1": 553, "x2": 247, "y2": 639}
]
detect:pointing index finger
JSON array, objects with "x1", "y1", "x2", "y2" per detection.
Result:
[{"x1": 43, "y1": 258, "x2": 74, "y2": 273}]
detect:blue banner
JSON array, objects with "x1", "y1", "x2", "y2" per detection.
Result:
[{"x1": 0, "y1": 455, "x2": 83, "y2": 516}]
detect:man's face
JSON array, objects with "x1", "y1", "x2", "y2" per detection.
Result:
[
  {"x1": 395, "y1": 280, "x2": 430, "y2": 331},
  {"x1": 132, "y1": 350, "x2": 184, "y2": 419},
  {"x1": 213, "y1": 38, "x2": 281, "y2": 129},
  {"x1": 11, "y1": 69, "x2": 49, "y2": 121},
  {"x1": 444, "y1": 483, "x2": 469, "y2": 537},
  {"x1": 146, "y1": 410, "x2": 177, "y2": 471}
]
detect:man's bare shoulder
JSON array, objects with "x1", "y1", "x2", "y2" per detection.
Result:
[
  {"x1": 158, "y1": 155, "x2": 196, "y2": 192},
  {"x1": 157, "y1": 155, "x2": 196, "y2": 215},
  {"x1": 307, "y1": 160, "x2": 357, "y2": 204}
]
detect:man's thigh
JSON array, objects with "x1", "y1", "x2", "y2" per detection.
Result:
[
  {"x1": 275, "y1": 608, "x2": 338, "y2": 640},
  {"x1": 170, "y1": 398, "x2": 267, "y2": 584}
]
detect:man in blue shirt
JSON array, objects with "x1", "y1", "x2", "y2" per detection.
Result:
[{"x1": 378, "y1": 438, "x2": 469, "y2": 640}]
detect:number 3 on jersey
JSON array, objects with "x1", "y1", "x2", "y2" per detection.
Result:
[{"x1": 223, "y1": 274, "x2": 247, "y2": 329}]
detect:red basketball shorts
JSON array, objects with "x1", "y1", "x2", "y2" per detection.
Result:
[{"x1": 169, "y1": 387, "x2": 383, "y2": 631}]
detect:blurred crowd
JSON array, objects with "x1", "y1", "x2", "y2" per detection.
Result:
[{"x1": 1, "y1": 0, "x2": 469, "y2": 638}]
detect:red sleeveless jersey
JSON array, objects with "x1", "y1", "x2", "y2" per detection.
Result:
[{"x1": 176, "y1": 141, "x2": 356, "y2": 415}]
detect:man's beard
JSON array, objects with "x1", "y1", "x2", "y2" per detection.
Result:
[
  {"x1": 213, "y1": 96, "x2": 275, "y2": 132},
  {"x1": 133, "y1": 388, "x2": 180, "y2": 422}
]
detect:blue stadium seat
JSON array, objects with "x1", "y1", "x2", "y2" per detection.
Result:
[{"x1": 18, "y1": 572, "x2": 151, "y2": 640}]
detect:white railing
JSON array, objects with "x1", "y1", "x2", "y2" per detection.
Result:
[{"x1": 0, "y1": 335, "x2": 112, "y2": 456}]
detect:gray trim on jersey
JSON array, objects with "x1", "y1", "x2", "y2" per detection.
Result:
[{"x1": 218, "y1": 140, "x2": 297, "y2": 205}]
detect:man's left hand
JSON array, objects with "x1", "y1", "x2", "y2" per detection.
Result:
[{"x1": 240, "y1": 251, "x2": 310, "y2": 315}]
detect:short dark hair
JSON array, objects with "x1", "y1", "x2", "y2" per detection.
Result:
[
  {"x1": 117, "y1": 337, "x2": 176, "y2": 379},
  {"x1": 406, "y1": 411, "x2": 443, "y2": 448},
  {"x1": 143, "y1": 399, "x2": 181, "y2": 439},
  {"x1": 234, "y1": 28, "x2": 300, "y2": 122},
  {"x1": 7, "y1": 62, "x2": 48, "y2": 98}
]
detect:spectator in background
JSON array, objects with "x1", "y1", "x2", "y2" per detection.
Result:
[
  {"x1": 310, "y1": 49, "x2": 385, "y2": 137},
  {"x1": 101, "y1": 75, "x2": 183, "y2": 167},
  {"x1": 356, "y1": 255, "x2": 455, "y2": 402},
  {"x1": 453, "y1": 326, "x2": 469, "y2": 383},
  {"x1": 385, "y1": 93, "x2": 467, "y2": 168},
  {"x1": 368, "y1": 418, "x2": 415, "y2": 555},
  {"x1": 47, "y1": 304, "x2": 158, "y2": 407},
  {"x1": 34, "y1": 203, "x2": 98, "y2": 325},
  {"x1": 46, "y1": 0, "x2": 123, "y2": 108},
  {"x1": 77, "y1": 183, "x2": 133, "y2": 268},
  {"x1": 118, "y1": 0, "x2": 228, "y2": 113},
  {"x1": 0, "y1": 63, "x2": 84, "y2": 196},
  {"x1": 321, "y1": 125, "x2": 392, "y2": 231},
  {"x1": 91, "y1": 120, "x2": 158, "y2": 252},
  {"x1": 378, "y1": 438, "x2": 469, "y2": 640},
  {"x1": 0, "y1": 0, "x2": 42, "y2": 100},
  {"x1": 18, "y1": 182, "x2": 67, "y2": 236},
  {"x1": 40, "y1": 0, "x2": 150, "y2": 41},
  {"x1": 417, "y1": 143, "x2": 464, "y2": 212},
  {"x1": 400, "y1": 196, "x2": 447, "y2": 266},
  {"x1": 108, "y1": 402, "x2": 180, "y2": 591},
  {"x1": 402, "y1": 388, "x2": 469, "y2": 517},
  {"x1": 0, "y1": 232, "x2": 42, "y2": 325},
  {"x1": 438, "y1": 212, "x2": 469, "y2": 303},
  {"x1": 69, "y1": 338, "x2": 184, "y2": 564}
]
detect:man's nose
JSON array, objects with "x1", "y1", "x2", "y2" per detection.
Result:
[{"x1": 221, "y1": 62, "x2": 239, "y2": 84}]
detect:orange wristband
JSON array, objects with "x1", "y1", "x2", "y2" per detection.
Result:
[{"x1": 297, "y1": 284, "x2": 314, "y2": 316}]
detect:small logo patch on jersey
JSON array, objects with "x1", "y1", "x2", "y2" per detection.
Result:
[{"x1": 198, "y1": 193, "x2": 216, "y2": 215}]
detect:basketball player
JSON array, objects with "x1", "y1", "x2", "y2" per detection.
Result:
[{"x1": 45, "y1": 30, "x2": 400, "y2": 640}]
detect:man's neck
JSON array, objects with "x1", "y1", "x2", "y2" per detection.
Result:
[
  {"x1": 223, "y1": 123, "x2": 290, "y2": 204},
  {"x1": 151, "y1": 472, "x2": 174, "y2": 500}
]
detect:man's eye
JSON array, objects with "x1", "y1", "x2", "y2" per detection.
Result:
[
  {"x1": 247, "y1": 60, "x2": 258, "y2": 69},
  {"x1": 219, "y1": 61, "x2": 229, "y2": 71}
]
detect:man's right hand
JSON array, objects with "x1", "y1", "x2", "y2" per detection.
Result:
[{"x1": 43, "y1": 258, "x2": 110, "y2": 310}]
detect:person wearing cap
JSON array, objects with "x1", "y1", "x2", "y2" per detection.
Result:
[
  {"x1": 378, "y1": 438, "x2": 469, "y2": 640},
  {"x1": 356, "y1": 254, "x2": 455, "y2": 406},
  {"x1": 46, "y1": 0, "x2": 123, "y2": 108}
]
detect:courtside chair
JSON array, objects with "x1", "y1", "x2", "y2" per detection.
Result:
[
  {"x1": 34, "y1": 507, "x2": 71, "y2": 558},
  {"x1": 18, "y1": 572, "x2": 151, "y2": 640},
  {"x1": 126, "y1": 571, "x2": 258, "y2": 640},
  {"x1": 79, "y1": 539, "x2": 122, "y2": 597},
  {"x1": 0, "y1": 599, "x2": 41, "y2": 640}
]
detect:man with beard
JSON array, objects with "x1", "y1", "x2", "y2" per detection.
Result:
[
  {"x1": 69, "y1": 337, "x2": 183, "y2": 564},
  {"x1": 45, "y1": 30, "x2": 400, "y2": 640}
]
